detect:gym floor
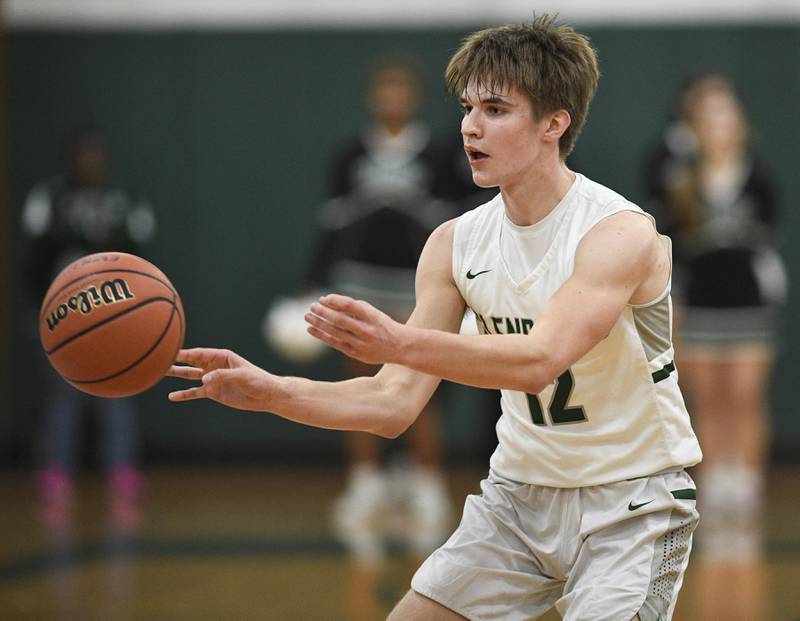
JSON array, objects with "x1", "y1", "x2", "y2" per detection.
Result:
[{"x1": 1, "y1": 465, "x2": 798, "y2": 620}]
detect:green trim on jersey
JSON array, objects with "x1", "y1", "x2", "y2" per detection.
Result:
[{"x1": 651, "y1": 361, "x2": 675, "y2": 384}]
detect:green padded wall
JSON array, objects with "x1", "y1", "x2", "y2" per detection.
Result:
[{"x1": 5, "y1": 25, "x2": 799, "y2": 462}]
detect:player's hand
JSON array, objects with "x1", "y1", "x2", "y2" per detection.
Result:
[
  {"x1": 305, "y1": 294, "x2": 405, "y2": 365},
  {"x1": 167, "y1": 348, "x2": 277, "y2": 411}
]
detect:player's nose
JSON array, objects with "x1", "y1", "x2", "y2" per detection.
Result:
[{"x1": 461, "y1": 109, "x2": 481, "y2": 139}]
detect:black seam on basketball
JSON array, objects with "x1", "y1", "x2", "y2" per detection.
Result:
[
  {"x1": 168, "y1": 292, "x2": 186, "y2": 368},
  {"x1": 63, "y1": 298, "x2": 180, "y2": 385},
  {"x1": 45, "y1": 297, "x2": 174, "y2": 356},
  {"x1": 162, "y1": 287, "x2": 185, "y2": 373},
  {"x1": 40, "y1": 268, "x2": 176, "y2": 321}
]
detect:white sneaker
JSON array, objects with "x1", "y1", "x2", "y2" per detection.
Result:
[
  {"x1": 404, "y1": 467, "x2": 453, "y2": 556},
  {"x1": 332, "y1": 464, "x2": 389, "y2": 562},
  {"x1": 696, "y1": 463, "x2": 765, "y2": 562}
]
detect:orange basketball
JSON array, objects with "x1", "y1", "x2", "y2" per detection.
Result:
[{"x1": 39, "y1": 252, "x2": 185, "y2": 398}]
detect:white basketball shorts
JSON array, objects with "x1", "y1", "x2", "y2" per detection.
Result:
[{"x1": 411, "y1": 468, "x2": 699, "y2": 621}]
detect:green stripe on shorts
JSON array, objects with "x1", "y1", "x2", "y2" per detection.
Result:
[{"x1": 670, "y1": 488, "x2": 696, "y2": 500}]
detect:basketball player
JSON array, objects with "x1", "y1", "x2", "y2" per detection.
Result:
[{"x1": 169, "y1": 16, "x2": 702, "y2": 620}]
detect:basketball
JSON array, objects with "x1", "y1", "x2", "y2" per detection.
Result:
[{"x1": 39, "y1": 252, "x2": 185, "y2": 398}]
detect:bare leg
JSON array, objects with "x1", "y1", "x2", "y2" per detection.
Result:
[
  {"x1": 345, "y1": 561, "x2": 383, "y2": 621},
  {"x1": 348, "y1": 431, "x2": 382, "y2": 465},
  {"x1": 686, "y1": 347, "x2": 770, "y2": 568},
  {"x1": 680, "y1": 352, "x2": 736, "y2": 559},
  {"x1": 725, "y1": 351, "x2": 772, "y2": 470},
  {"x1": 721, "y1": 350, "x2": 771, "y2": 559},
  {"x1": 334, "y1": 359, "x2": 389, "y2": 561},
  {"x1": 680, "y1": 353, "x2": 729, "y2": 466},
  {"x1": 696, "y1": 559, "x2": 768, "y2": 621},
  {"x1": 407, "y1": 400, "x2": 444, "y2": 469},
  {"x1": 403, "y1": 397, "x2": 452, "y2": 557},
  {"x1": 387, "y1": 590, "x2": 468, "y2": 621}
]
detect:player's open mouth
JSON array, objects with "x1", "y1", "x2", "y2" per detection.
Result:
[{"x1": 465, "y1": 147, "x2": 489, "y2": 161}]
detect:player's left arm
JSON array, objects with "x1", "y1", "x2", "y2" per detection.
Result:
[
  {"x1": 309, "y1": 211, "x2": 668, "y2": 395},
  {"x1": 526, "y1": 211, "x2": 670, "y2": 383}
]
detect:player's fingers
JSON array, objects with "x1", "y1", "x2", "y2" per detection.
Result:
[
  {"x1": 307, "y1": 303, "x2": 364, "y2": 335},
  {"x1": 307, "y1": 314, "x2": 366, "y2": 350},
  {"x1": 174, "y1": 348, "x2": 207, "y2": 365},
  {"x1": 175, "y1": 348, "x2": 223, "y2": 367},
  {"x1": 167, "y1": 365, "x2": 204, "y2": 380},
  {"x1": 304, "y1": 317, "x2": 349, "y2": 345},
  {"x1": 168, "y1": 385, "x2": 207, "y2": 401},
  {"x1": 306, "y1": 325, "x2": 359, "y2": 357},
  {"x1": 319, "y1": 294, "x2": 364, "y2": 316}
]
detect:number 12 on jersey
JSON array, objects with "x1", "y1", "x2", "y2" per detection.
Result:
[{"x1": 526, "y1": 369, "x2": 587, "y2": 425}]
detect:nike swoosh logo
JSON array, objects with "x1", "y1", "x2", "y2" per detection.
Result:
[
  {"x1": 466, "y1": 269, "x2": 492, "y2": 279},
  {"x1": 628, "y1": 499, "x2": 655, "y2": 511}
]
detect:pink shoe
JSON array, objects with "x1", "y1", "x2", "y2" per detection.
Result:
[
  {"x1": 110, "y1": 467, "x2": 144, "y2": 530},
  {"x1": 36, "y1": 468, "x2": 74, "y2": 532}
]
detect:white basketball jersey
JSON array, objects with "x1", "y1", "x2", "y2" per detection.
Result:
[{"x1": 453, "y1": 174, "x2": 702, "y2": 487}]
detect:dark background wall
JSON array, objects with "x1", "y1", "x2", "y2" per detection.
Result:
[{"x1": 5, "y1": 25, "x2": 799, "y2": 463}]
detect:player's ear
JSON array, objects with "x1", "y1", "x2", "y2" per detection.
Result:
[{"x1": 543, "y1": 110, "x2": 571, "y2": 144}]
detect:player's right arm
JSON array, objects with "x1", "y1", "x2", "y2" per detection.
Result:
[
  {"x1": 167, "y1": 220, "x2": 466, "y2": 438},
  {"x1": 168, "y1": 350, "x2": 433, "y2": 437}
]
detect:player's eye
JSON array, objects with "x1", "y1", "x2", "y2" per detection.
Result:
[
  {"x1": 487, "y1": 106, "x2": 503, "y2": 115},
  {"x1": 461, "y1": 105, "x2": 473, "y2": 115}
]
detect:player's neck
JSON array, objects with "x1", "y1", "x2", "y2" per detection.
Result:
[{"x1": 500, "y1": 161, "x2": 575, "y2": 227}]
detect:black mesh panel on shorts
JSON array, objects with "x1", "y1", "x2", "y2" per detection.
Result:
[{"x1": 639, "y1": 511, "x2": 694, "y2": 621}]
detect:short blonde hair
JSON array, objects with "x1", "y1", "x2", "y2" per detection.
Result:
[{"x1": 445, "y1": 14, "x2": 599, "y2": 159}]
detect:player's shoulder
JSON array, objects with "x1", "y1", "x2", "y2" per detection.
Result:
[
  {"x1": 430, "y1": 217, "x2": 457, "y2": 242},
  {"x1": 586, "y1": 209, "x2": 657, "y2": 242},
  {"x1": 578, "y1": 206, "x2": 662, "y2": 278},
  {"x1": 576, "y1": 174, "x2": 641, "y2": 213},
  {"x1": 572, "y1": 174, "x2": 651, "y2": 235},
  {"x1": 418, "y1": 217, "x2": 460, "y2": 274},
  {"x1": 575, "y1": 174, "x2": 658, "y2": 253}
]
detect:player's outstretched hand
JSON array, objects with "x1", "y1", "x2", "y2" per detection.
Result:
[
  {"x1": 167, "y1": 348, "x2": 276, "y2": 411},
  {"x1": 305, "y1": 294, "x2": 405, "y2": 365}
]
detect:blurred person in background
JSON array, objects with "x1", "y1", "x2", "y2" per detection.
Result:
[
  {"x1": 267, "y1": 60, "x2": 456, "y2": 563},
  {"x1": 645, "y1": 74, "x2": 785, "y2": 564},
  {"x1": 20, "y1": 125, "x2": 156, "y2": 533}
]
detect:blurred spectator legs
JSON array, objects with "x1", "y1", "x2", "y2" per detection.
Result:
[
  {"x1": 35, "y1": 371, "x2": 145, "y2": 533},
  {"x1": 687, "y1": 351, "x2": 771, "y2": 560},
  {"x1": 333, "y1": 397, "x2": 451, "y2": 563},
  {"x1": 36, "y1": 374, "x2": 81, "y2": 533},
  {"x1": 683, "y1": 350, "x2": 771, "y2": 620}
]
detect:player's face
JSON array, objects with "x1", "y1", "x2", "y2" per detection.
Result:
[{"x1": 460, "y1": 79, "x2": 549, "y2": 189}]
